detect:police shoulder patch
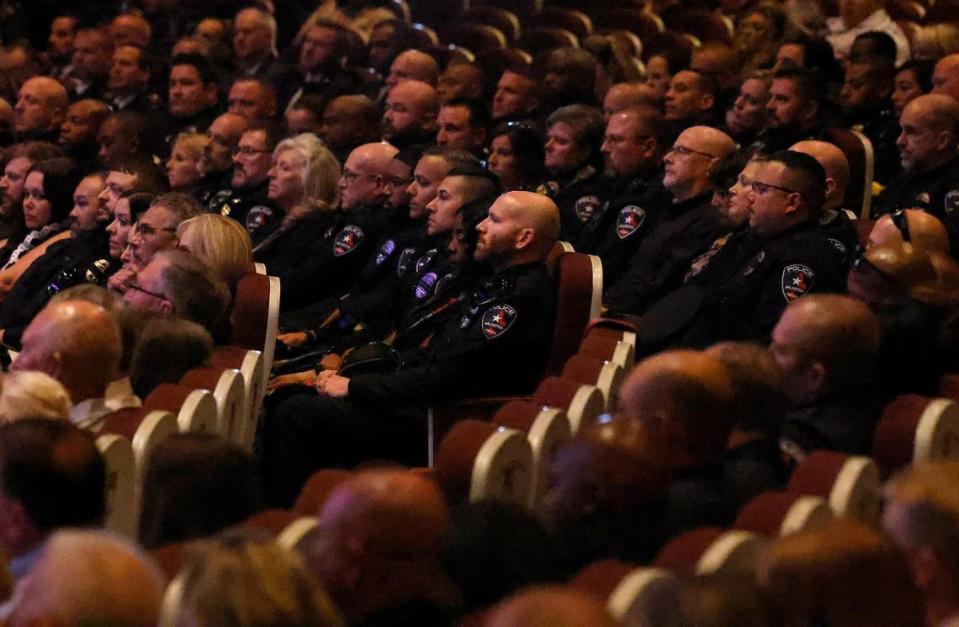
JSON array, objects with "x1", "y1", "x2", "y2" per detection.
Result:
[
  {"x1": 415, "y1": 271, "x2": 438, "y2": 299},
  {"x1": 416, "y1": 248, "x2": 438, "y2": 273},
  {"x1": 616, "y1": 205, "x2": 646, "y2": 240},
  {"x1": 333, "y1": 225, "x2": 364, "y2": 256},
  {"x1": 245, "y1": 205, "x2": 275, "y2": 231},
  {"x1": 945, "y1": 189, "x2": 959, "y2": 214},
  {"x1": 436, "y1": 272, "x2": 457, "y2": 294},
  {"x1": 481, "y1": 304, "x2": 517, "y2": 339},
  {"x1": 574, "y1": 195, "x2": 601, "y2": 223},
  {"x1": 397, "y1": 247, "x2": 417, "y2": 276},
  {"x1": 376, "y1": 239, "x2": 396, "y2": 266},
  {"x1": 781, "y1": 264, "x2": 815, "y2": 303}
]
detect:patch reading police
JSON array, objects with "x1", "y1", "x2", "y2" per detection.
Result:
[
  {"x1": 397, "y1": 247, "x2": 417, "y2": 276},
  {"x1": 245, "y1": 205, "x2": 275, "y2": 232},
  {"x1": 574, "y1": 195, "x2": 601, "y2": 223},
  {"x1": 781, "y1": 264, "x2": 814, "y2": 303},
  {"x1": 616, "y1": 206, "x2": 646, "y2": 240},
  {"x1": 415, "y1": 272, "x2": 438, "y2": 299},
  {"x1": 376, "y1": 240, "x2": 396, "y2": 266},
  {"x1": 416, "y1": 249, "x2": 438, "y2": 273},
  {"x1": 333, "y1": 225, "x2": 364, "y2": 257},
  {"x1": 481, "y1": 304, "x2": 517, "y2": 339},
  {"x1": 945, "y1": 189, "x2": 959, "y2": 215}
]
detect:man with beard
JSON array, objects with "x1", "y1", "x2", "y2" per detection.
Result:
[
  {"x1": 318, "y1": 95, "x2": 381, "y2": 165},
  {"x1": 839, "y1": 57, "x2": 899, "y2": 184},
  {"x1": 753, "y1": 68, "x2": 828, "y2": 154},
  {"x1": 382, "y1": 80, "x2": 439, "y2": 150},
  {"x1": 195, "y1": 113, "x2": 251, "y2": 210}
]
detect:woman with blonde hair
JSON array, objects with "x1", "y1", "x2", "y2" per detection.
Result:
[
  {"x1": 161, "y1": 529, "x2": 343, "y2": 627},
  {"x1": 166, "y1": 132, "x2": 209, "y2": 194},
  {"x1": 0, "y1": 370, "x2": 71, "y2": 423},
  {"x1": 177, "y1": 214, "x2": 253, "y2": 291}
]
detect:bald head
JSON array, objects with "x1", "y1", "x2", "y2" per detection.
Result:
[
  {"x1": 665, "y1": 126, "x2": 736, "y2": 200},
  {"x1": 383, "y1": 80, "x2": 439, "y2": 142},
  {"x1": 312, "y1": 469, "x2": 453, "y2": 620},
  {"x1": 340, "y1": 142, "x2": 399, "y2": 209},
  {"x1": 14, "y1": 76, "x2": 69, "y2": 135},
  {"x1": 899, "y1": 95, "x2": 959, "y2": 171},
  {"x1": 771, "y1": 295, "x2": 880, "y2": 399},
  {"x1": 485, "y1": 586, "x2": 618, "y2": 627},
  {"x1": 868, "y1": 209, "x2": 949, "y2": 253},
  {"x1": 790, "y1": 140, "x2": 849, "y2": 211},
  {"x1": 475, "y1": 191, "x2": 560, "y2": 269},
  {"x1": 10, "y1": 530, "x2": 164, "y2": 625},
  {"x1": 932, "y1": 54, "x2": 959, "y2": 102},
  {"x1": 387, "y1": 49, "x2": 440, "y2": 87},
  {"x1": 12, "y1": 300, "x2": 121, "y2": 402},
  {"x1": 603, "y1": 82, "x2": 649, "y2": 119},
  {"x1": 618, "y1": 350, "x2": 734, "y2": 468}
]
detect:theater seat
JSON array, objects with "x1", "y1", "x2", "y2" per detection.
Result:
[
  {"x1": 101, "y1": 408, "x2": 178, "y2": 484},
  {"x1": 825, "y1": 128, "x2": 874, "y2": 218},
  {"x1": 532, "y1": 376, "x2": 606, "y2": 433},
  {"x1": 570, "y1": 559, "x2": 682, "y2": 627},
  {"x1": 211, "y1": 347, "x2": 265, "y2": 451},
  {"x1": 243, "y1": 509, "x2": 301, "y2": 537},
  {"x1": 577, "y1": 332, "x2": 636, "y2": 369},
  {"x1": 528, "y1": 7, "x2": 594, "y2": 39},
  {"x1": 492, "y1": 400, "x2": 572, "y2": 509},
  {"x1": 593, "y1": 9, "x2": 664, "y2": 42},
  {"x1": 179, "y1": 367, "x2": 246, "y2": 442},
  {"x1": 143, "y1": 384, "x2": 218, "y2": 434},
  {"x1": 665, "y1": 11, "x2": 733, "y2": 43},
  {"x1": 277, "y1": 517, "x2": 319, "y2": 551},
  {"x1": 653, "y1": 527, "x2": 764, "y2": 578},
  {"x1": 434, "y1": 419, "x2": 533, "y2": 507},
  {"x1": 855, "y1": 218, "x2": 875, "y2": 248},
  {"x1": 562, "y1": 354, "x2": 625, "y2": 411},
  {"x1": 293, "y1": 468, "x2": 353, "y2": 516},
  {"x1": 733, "y1": 491, "x2": 833, "y2": 537},
  {"x1": 461, "y1": 7, "x2": 521, "y2": 43},
  {"x1": 873, "y1": 394, "x2": 959, "y2": 479},
  {"x1": 97, "y1": 434, "x2": 137, "y2": 537},
  {"x1": 444, "y1": 23, "x2": 508, "y2": 52},
  {"x1": 520, "y1": 26, "x2": 579, "y2": 54},
  {"x1": 787, "y1": 450, "x2": 882, "y2": 521},
  {"x1": 232, "y1": 272, "x2": 280, "y2": 383},
  {"x1": 547, "y1": 252, "x2": 603, "y2": 376}
]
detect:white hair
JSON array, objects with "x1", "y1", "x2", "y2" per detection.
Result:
[{"x1": 0, "y1": 370, "x2": 71, "y2": 423}]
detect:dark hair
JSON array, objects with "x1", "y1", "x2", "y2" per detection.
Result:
[
  {"x1": 287, "y1": 93, "x2": 325, "y2": 118},
  {"x1": 0, "y1": 419, "x2": 106, "y2": 533},
  {"x1": 852, "y1": 31, "x2": 898, "y2": 65},
  {"x1": 489, "y1": 121, "x2": 547, "y2": 186},
  {"x1": 303, "y1": 19, "x2": 349, "y2": 61},
  {"x1": 27, "y1": 157, "x2": 82, "y2": 224},
  {"x1": 119, "y1": 190, "x2": 157, "y2": 222},
  {"x1": 772, "y1": 67, "x2": 827, "y2": 106},
  {"x1": 170, "y1": 53, "x2": 218, "y2": 85},
  {"x1": 765, "y1": 149, "x2": 827, "y2": 213},
  {"x1": 896, "y1": 59, "x2": 935, "y2": 93},
  {"x1": 139, "y1": 432, "x2": 261, "y2": 549},
  {"x1": 646, "y1": 37, "x2": 692, "y2": 73},
  {"x1": 709, "y1": 150, "x2": 752, "y2": 190},
  {"x1": 244, "y1": 119, "x2": 285, "y2": 152},
  {"x1": 423, "y1": 145, "x2": 481, "y2": 170},
  {"x1": 110, "y1": 157, "x2": 170, "y2": 194},
  {"x1": 545, "y1": 104, "x2": 606, "y2": 171},
  {"x1": 107, "y1": 111, "x2": 156, "y2": 158},
  {"x1": 443, "y1": 97, "x2": 491, "y2": 130},
  {"x1": 129, "y1": 315, "x2": 212, "y2": 398},
  {"x1": 783, "y1": 35, "x2": 843, "y2": 83}
]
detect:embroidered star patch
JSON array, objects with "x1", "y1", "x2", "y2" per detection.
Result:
[
  {"x1": 333, "y1": 225, "x2": 364, "y2": 257},
  {"x1": 616, "y1": 206, "x2": 646, "y2": 240},
  {"x1": 574, "y1": 195, "x2": 601, "y2": 223},
  {"x1": 481, "y1": 304, "x2": 517, "y2": 339},
  {"x1": 245, "y1": 205, "x2": 274, "y2": 231},
  {"x1": 781, "y1": 264, "x2": 814, "y2": 303},
  {"x1": 945, "y1": 189, "x2": 959, "y2": 215}
]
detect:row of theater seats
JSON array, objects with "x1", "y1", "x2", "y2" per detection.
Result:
[{"x1": 95, "y1": 266, "x2": 281, "y2": 537}]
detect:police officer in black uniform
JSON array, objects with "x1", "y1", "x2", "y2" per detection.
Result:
[
  {"x1": 642, "y1": 151, "x2": 844, "y2": 348},
  {"x1": 260, "y1": 191, "x2": 560, "y2": 507},
  {"x1": 537, "y1": 104, "x2": 606, "y2": 244},
  {"x1": 873, "y1": 94, "x2": 959, "y2": 252},
  {"x1": 577, "y1": 107, "x2": 670, "y2": 285},
  {"x1": 604, "y1": 126, "x2": 738, "y2": 316},
  {"x1": 751, "y1": 69, "x2": 829, "y2": 155},
  {"x1": 194, "y1": 112, "x2": 250, "y2": 211},
  {"x1": 205, "y1": 121, "x2": 284, "y2": 244}
]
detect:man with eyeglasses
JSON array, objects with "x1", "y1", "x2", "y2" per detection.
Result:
[
  {"x1": 604, "y1": 126, "x2": 736, "y2": 316},
  {"x1": 125, "y1": 192, "x2": 202, "y2": 272},
  {"x1": 206, "y1": 121, "x2": 284, "y2": 243},
  {"x1": 873, "y1": 94, "x2": 959, "y2": 253},
  {"x1": 577, "y1": 106, "x2": 671, "y2": 285},
  {"x1": 642, "y1": 150, "x2": 844, "y2": 347},
  {"x1": 195, "y1": 112, "x2": 251, "y2": 211}
]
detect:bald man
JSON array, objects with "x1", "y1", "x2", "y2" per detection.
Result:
[
  {"x1": 382, "y1": 80, "x2": 439, "y2": 149},
  {"x1": 602, "y1": 82, "x2": 649, "y2": 120},
  {"x1": 604, "y1": 126, "x2": 737, "y2": 315},
  {"x1": 305, "y1": 470, "x2": 457, "y2": 622},
  {"x1": 619, "y1": 349, "x2": 737, "y2": 533},
  {"x1": 874, "y1": 94, "x2": 959, "y2": 252},
  {"x1": 485, "y1": 587, "x2": 618, "y2": 627},
  {"x1": 790, "y1": 139, "x2": 858, "y2": 264},
  {"x1": 262, "y1": 190, "x2": 560, "y2": 506},
  {"x1": 196, "y1": 112, "x2": 252, "y2": 210},
  {"x1": 59, "y1": 99, "x2": 109, "y2": 165},
  {"x1": 13, "y1": 76, "x2": 69, "y2": 142},
  {"x1": 12, "y1": 300, "x2": 122, "y2": 429},
  {"x1": 274, "y1": 142, "x2": 398, "y2": 313},
  {"x1": 386, "y1": 49, "x2": 440, "y2": 89},
  {"x1": 931, "y1": 54, "x2": 959, "y2": 103},
  {"x1": 6, "y1": 529, "x2": 164, "y2": 622},
  {"x1": 321, "y1": 95, "x2": 383, "y2": 164},
  {"x1": 772, "y1": 294, "x2": 883, "y2": 458}
]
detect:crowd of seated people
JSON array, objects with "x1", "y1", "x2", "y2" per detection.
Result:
[{"x1": 0, "y1": 0, "x2": 956, "y2": 623}]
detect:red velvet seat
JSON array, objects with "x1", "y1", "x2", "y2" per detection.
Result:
[
  {"x1": 787, "y1": 450, "x2": 882, "y2": 521},
  {"x1": 825, "y1": 127, "x2": 874, "y2": 219},
  {"x1": 654, "y1": 527, "x2": 763, "y2": 578},
  {"x1": 733, "y1": 491, "x2": 832, "y2": 537},
  {"x1": 462, "y1": 7, "x2": 521, "y2": 42},
  {"x1": 873, "y1": 394, "x2": 959, "y2": 479},
  {"x1": 520, "y1": 27, "x2": 579, "y2": 54},
  {"x1": 528, "y1": 7, "x2": 594, "y2": 39}
]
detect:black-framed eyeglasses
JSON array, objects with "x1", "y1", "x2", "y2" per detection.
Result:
[
  {"x1": 670, "y1": 144, "x2": 718, "y2": 159},
  {"x1": 891, "y1": 209, "x2": 911, "y2": 242},
  {"x1": 749, "y1": 179, "x2": 802, "y2": 197},
  {"x1": 127, "y1": 281, "x2": 168, "y2": 301},
  {"x1": 135, "y1": 223, "x2": 177, "y2": 238},
  {"x1": 235, "y1": 146, "x2": 272, "y2": 156}
]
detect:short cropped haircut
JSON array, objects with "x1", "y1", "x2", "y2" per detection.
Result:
[
  {"x1": 423, "y1": 145, "x2": 481, "y2": 171},
  {"x1": 763, "y1": 149, "x2": 827, "y2": 214},
  {"x1": 772, "y1": 67, "x2": 827, "y2": 107},
  {"x1": 443, "y1": 97, "x2": 491, "y2": 130},
  {"x1": 170, "y1": 53, "x2": 218, "y2": 86},
  {"x1": 546, "y1": 104, "x2": 605, "y2": 157},
  {"x1": 155, "y1": 249, "x2": 231, "y2": 335},
  {"x1": 150, "y1": 192, "x2": 203, "y2": 224}
]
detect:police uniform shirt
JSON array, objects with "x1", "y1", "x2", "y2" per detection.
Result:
[
  {"x1": 687, "y1": 220, "x2": 845, "y2": 345},
  {"x1": 818, "y1": 208, "x2": 859, "y2": 268},
  {"x1": 604, "y1": 191, "x2": 723, "y2": 316},
  {"x1": 538, "y1": 164, "x2": 604, "y2": 244},
  {"x1": 348, "y1": 261, "x2": 556, "y2": 404},
  {"x1": 576, "y1": 171, "x2": 669, "y2": 286},
  {"x1": 873, "y1": 156, "x2": 959, "y2": 251},
  {"x1": 206, "y1": 179, "x2": 284, "y2": 244}
]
